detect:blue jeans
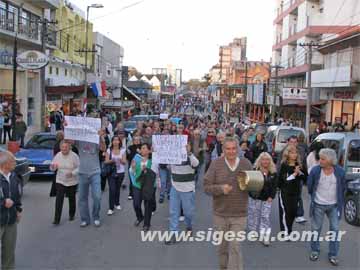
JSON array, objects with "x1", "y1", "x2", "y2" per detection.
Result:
[
  {"x1": 159, "y1": 167, "x2": 171, "y2": 199},
  {"x1": 169, "y1": 187, "x2": 195, "y2": 232},
  {"x1": 78, "y1": 172, "x2": 102, "y2": 224},
  {"x1": 310, "y1": 203, "x2": 340, "y2": 258}
]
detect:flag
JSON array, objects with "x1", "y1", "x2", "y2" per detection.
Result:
[{"x1": 91, "y1": 81, "x2": 107, "y2": 97}]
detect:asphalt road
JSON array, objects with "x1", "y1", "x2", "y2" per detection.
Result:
[{"x1": 15, "y1": 172, "x2": 360, "y2": 270}]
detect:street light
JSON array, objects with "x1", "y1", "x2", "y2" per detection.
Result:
[{"x1": 84, "y1": 3, "x2": 104, "y2": 105}]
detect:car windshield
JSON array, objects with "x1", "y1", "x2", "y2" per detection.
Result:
[
  {"x1": 319, "y1": 139, "x2": 341, "y2": 154},
  {"x1": 277, "y1": 129, "x2": 303, "y2": 143},
  {"x1": 25, "y1": 135, "x2": 56, "y2": 149},
  {"x1": 124, "y1": 122, "x2": 136, "y2": 129},
  {"x1": 348, "y1": 140, "x2": 360, "y2": 162},
  {"x1": 255, "y1": 125, "x2": 267, "y2": 134}
]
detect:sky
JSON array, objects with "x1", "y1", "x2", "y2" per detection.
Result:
[{"x1": 77, "y1": 0, "x2": 275, "y2": 80}]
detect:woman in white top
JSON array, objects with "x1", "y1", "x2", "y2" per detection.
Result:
[
  {"x1": 50, "y1": 140, "x2": 80, "y2": 225},
  {"x1": 105, "y1": 135, "x2": 127, "y2": 215},
  {"x1": 307, "y1": 141, "x2": 325, "y2": 174}
]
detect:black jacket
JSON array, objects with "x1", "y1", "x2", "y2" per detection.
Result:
[
  {"x1": 250, "y1": 141, "x2": 268, "y2": 162},
  {"x1": 278, "y1": 163, "x2": 307, "y2": 196},
  {"x1": 0, "y1": 173, "x2": 22, "y2": 226},
  {"x1": 249, "y1": 172, "x2": 277, "y2": 201},
  {"x1": 137, "y1": 169, "x2": 156, "y2": 200}
]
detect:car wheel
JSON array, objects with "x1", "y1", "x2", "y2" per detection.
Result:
[{"x1": 344, "y1": 196, "x2": 360, "y2": 226}]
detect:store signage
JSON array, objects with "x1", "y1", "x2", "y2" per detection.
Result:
[
  {"x1": 282, "y1": 87, "x2": 307, "y2": 100},
  {"x1": 63, "y1": 94, "x2": 74, "y2": 100},
  {"x1": 333, "y1": 91, "x2": 354, "y2": 99},
  {"x1": 16, "y1": 50, "x2": 49, "y2": 70}
]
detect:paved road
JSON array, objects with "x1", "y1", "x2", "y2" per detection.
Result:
[{"x1": 15, "y1": 173, "x2": 360, "y2": 270}]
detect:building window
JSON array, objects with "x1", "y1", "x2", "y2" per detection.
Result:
[
  {"x1": 56, "y1": 67, "x2": 59, "y2": 75},
  {"x1": 65, "y1": 69, "x2": 68, "y2": 76},
  {"x1": 49, "y1": 66, "x2": 53, "y2": 75},
  {"x1": 70, "y1": 69, "x2": 72, "y2": 77},
  {"x1": 106, "y1": 64, "x2": 112, "y2": 77}
]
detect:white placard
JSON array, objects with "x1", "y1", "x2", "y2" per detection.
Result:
[
  {"x1": 64, "y1": 116, "x2": 101, "y2": 144},
  {"x1": 160, "y1": 113, "x2": 169, "y2": 120},
  {"x1": 152, "y1": 135, "x2": 188, "y2": 165}
]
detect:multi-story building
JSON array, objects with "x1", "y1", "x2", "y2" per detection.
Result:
[
  {"x1": 219, "y1": 37, "x2": 247, "y2": 83},
  {"x1": 312, "y1": 28, "x2": 360, "y2": 130},
  {"x1": 89, "y1": 32, "x2": 124, "y2": 102},
  {"x1": 0, "y1": 0, "x2": 59, "y2": 136},
  {"x1": 45, "y1": 0, "x2": 93, "y2": 115},
  {"x1": 272, "y1": 0, "x2": 360, "y2": 124}
]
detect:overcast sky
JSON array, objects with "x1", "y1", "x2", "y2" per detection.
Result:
[{"x1": 77, "y1": 0, "x2": 275, "y2": 80}]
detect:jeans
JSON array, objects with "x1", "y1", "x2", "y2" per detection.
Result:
[
  {"x1": 108, "y1": 173, "x2": 124, "y2": 210},
  {"x1": 159, "y1": 167, "x2": 171, "y2": 199},
  {"x1": 78, "y1": 172, "x2": 102, "y2": 224},
  {"x1": 15, "y1": 134, "x2": 25, "y2": 148},
  {"x1": 54, "y1": 183, "x2": 77, "y2": 223},
  {"x1": 169, "y1": 187, "x2": 195, "y2": 231},
  {"x1": 296, "y1": 181, "x2": 305, "y2": 217},
  {"x1": 3, "y1": 128, "x2": 11, "y2": 144},
  {"x1": 310, "y1": 203, "x2": 340, "y2": 258}
]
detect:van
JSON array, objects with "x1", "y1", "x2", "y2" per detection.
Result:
[
  {"x1": 269, "y1": 126, "x2": 306, "y2": 161},
  {"x1": 312, "y1": 132, "x2": 360, "y2": 226}
]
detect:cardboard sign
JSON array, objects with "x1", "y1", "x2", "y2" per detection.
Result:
[
  {"x1": 152, "y1": 135, "x2": 188, "y2": 164},
  {"x1": 64, "y1": 116, "x2": 101, "y2": 144}
]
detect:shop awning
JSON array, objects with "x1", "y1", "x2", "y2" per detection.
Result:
[
  {"x1": 123, "y1": 85, "x2": 141, "y2": 101},
  {"x1": 46, "y1": 85, "x2": 85, "y2": 94}
]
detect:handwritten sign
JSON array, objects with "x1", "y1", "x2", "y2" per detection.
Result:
[
  {"x1": 152, "y1": 135, "x2": 188, "y2": 165},
  {"x1": 64, "y1": 116, "x2": 101, "y2": 144}
]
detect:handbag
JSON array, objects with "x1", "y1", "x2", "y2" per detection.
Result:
[{"x1": 101, "y1": 150, "x2": 117, "y2": 178}]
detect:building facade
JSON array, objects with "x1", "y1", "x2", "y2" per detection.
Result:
[
  {"x1": 0, "y1": 0, "x2": 59, "y2": 136},
  {"x1": 45, "y1": 0, "x2": 93, "y2": 115},
  {"x1": 272, "y1": 0, "x2": 360, "y2": 125},
  {"x1": 312, "y1": 29, "x2": 360, "y2": 130}
]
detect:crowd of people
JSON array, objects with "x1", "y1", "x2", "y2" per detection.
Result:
[{"x1": 0, "y1": 106, "x2": 348, "y2": 270}]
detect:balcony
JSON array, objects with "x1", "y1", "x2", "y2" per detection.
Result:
[
  {"x1": 274, "y1": 0, "x2": 305, "y2": 25},
  {"x1": 311, "y1": 65, "x2": 359, "y2": 88},
  {"x1": 29, "y1": 0, "x2": 60, "y2": 9},
  {"x1": 0, "y1": 7, "x2": 41, "y2": 44}
]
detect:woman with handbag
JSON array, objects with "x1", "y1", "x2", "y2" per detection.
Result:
[{"x1": 104, "y1": 135, "x2": 126, "y2": 216}]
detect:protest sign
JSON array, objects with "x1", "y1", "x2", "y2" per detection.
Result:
[
  {"x1": 152, "y1": 135, "x2": 188, "y2": 164},
  {"x1": 160, "y1": 113, "x2": 169, "y2": 120},
  {"x1": 64, "y1": 116, "x2": 101, "y2": 144}
]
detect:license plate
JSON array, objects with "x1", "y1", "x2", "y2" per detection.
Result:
[
  {"x1": 352, "y1": 168, "x2": 360, "y2": 173},
  {"x1": 29, "y1": 167, "x2": 35, "y2": 173}
]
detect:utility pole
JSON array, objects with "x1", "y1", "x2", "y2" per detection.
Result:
[
  {"x1": 242, "y1": 59, "x2": 249, "y2": 122},
  {"x1": 269, "y1": 64, "x2": 283, "y2": 122},
  {"x1": 300, "y1": 41, "x2": 319, "y2": 143},
  {"x1": 84, "y1": 6, "x2": 90, "y2": 101},
  {"x1": 11, "y1": 31, "x2": 18, "y2": 141}
]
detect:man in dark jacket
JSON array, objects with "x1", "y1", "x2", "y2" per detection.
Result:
[{"x1": 0, "y1": 151, "x2": 23, "y2": 269}]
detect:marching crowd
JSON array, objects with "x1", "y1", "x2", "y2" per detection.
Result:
[{"x1": 0, "y1": 108, "x2": 347, "y2": 270}]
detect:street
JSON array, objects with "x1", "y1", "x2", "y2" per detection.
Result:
[{"x1": 16, "y1": 175, "x2": 360, "y2": 270}]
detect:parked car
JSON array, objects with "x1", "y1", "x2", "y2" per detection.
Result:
[
  {"x1": 0, "y1": 148, "x2": 31, "y2": 194},
  {"x1": 15, "y1": 133, "x2": 57, "y2": 177},
  {"x1": 312, "y1": 132, "x2": 360, "y2": 226},
  {"x1": 124, "y1": 121, "x2": 137, "y2": 136},
  {"x1": 270, "y1": 126, "x2": 306, "y2": 161},
  {"x1": 130, "y1": 115, "x2": 160, "y2": 122}
]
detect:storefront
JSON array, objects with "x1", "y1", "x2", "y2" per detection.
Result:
[
  {"x1": 321, "y1": 88, "x2": 360, "y2": 130},
  {"x1": 46, "y1": 85, "x2": 86, "y2": 115}
]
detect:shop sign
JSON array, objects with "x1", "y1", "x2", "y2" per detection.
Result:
[
  {"x1": 282, "y1": 87, "x2": 307, "y2": 100},
  {"x1": 63, "y1": 94, "x2": 74, "y2": 100},
  {"x1": 16, "y1": 50, "x2": 49, "y2": 70},
  {"x1": 333, "y1": 91, "x2": 354, "y2": 99}
]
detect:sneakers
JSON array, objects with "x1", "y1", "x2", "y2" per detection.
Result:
[
  {"x1": 134, "y1": 219, "x2": 144, "y2": 227},
  {"x1": 295, "y1": 216, "x2": 307, "y2": 223},
  {"x1": 309, "y1": 252, "x2": 319, "y2": 261},
  {"x1": 329, "y1": 256, "x2": 339, "y2": 266},
  {"x1": 143, "y1": 226, "x2": 150, "y2": 232},
  {"x1": 80, "y1": 221, "x2": 88, "y2": 228},
  {"x1": 263, "y1": 238, "x2": 270, "y2": 246},
  {"x1": 159, "y1": 197, "x2": 164, "y2": 204},
  {"x1": 94, "y1": 220, "x2": 101, "y2": 227},
  {"x1": 179, "y1": 216, "x2": 185, "y2": 222},
  {"x1": 165, "y1": 235, "x2": 179, "y2": 245},
  {"x1": 115, "y1": 205, "x2": 122, "y2": 210},
  {"x1": 128, "y1": 195, "x2": 133, "y2": 200},
  {"x1": 107, "y1": 209, "x2": 114, "y2": 216}
]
